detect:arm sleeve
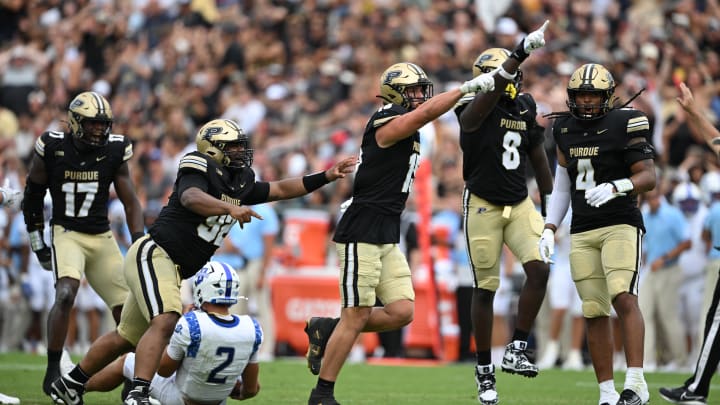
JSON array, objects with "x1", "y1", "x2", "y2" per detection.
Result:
[{"x1": 545, "y1": 165, "x2": 571, "y2": 227}]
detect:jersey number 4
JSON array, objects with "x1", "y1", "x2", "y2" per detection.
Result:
[
  {"x1": 61, "y1": 182, "x2": 98, "y2": 217},
  {"x1": 575, "y1": 158, "x2": 597, "y2": 190}
]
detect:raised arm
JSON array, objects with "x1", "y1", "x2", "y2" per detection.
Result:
[{"x1": 676, "y1": 82, "x2": 720, "y2": 155}]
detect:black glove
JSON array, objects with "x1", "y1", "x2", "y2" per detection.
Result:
[{"x1": 35, "y1": 246, "x2": 52, "y2": 271}]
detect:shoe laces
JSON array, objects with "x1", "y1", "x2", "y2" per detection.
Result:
[{"x1": 476, "y1": 372, "x2": 496, "y2": 392}]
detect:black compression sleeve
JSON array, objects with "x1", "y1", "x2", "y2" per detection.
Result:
[{"x1": 22, "y1": 181, "x2": 47, "y2": 231}]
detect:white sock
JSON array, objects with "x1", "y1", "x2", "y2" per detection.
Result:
[
  {"x1": 624, "y1": 367, "x2": 649, "y2": 402},
  {"x1": 598, "y1": 380, "x2": 618, "y2": 404}
]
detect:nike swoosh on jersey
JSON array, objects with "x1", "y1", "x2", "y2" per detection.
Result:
[
  {"x1": 519, "y1": 109, "x2": 528, "y2": 115},
  {"x1": 96, "y1": 155, "x2": 107, "y2": 161},
  {"x1": 596, "y1": 129, "x2": 608, "y2": 135}
]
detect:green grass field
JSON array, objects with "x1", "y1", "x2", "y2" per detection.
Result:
[{"x1": 0, "y1": 352, "x2": 714, "y2": 404}]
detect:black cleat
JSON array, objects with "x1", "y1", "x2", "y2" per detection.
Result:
[
  {"x1": 43, "y1": 367, "x2": 60, "y2": 396},
  {"x1": 308, "y1": 388, "x2": 340, "y2": 405},
  {"x1": 659, "y1": 386, "x2": 707, "y2": 404},
  {"x1": 616, "y1": 389, "x2": 648, "y2": 405},
  {"x1": 304, "y1": 317, "x2": 339, "y2": 375},
  {"x1": 49, "y1": 376, "x2": 85, "y2": 405}
]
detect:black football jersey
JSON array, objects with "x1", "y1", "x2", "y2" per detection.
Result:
[
  {"x1": 333, "y1": 104, "x2": 420, "y2": 244},
  {"x1": 148, "y1": 151, "x2": 270, "y2": 278},
  {"x1": 455, "y1": 93, "x2": 544, "y2": 205},
  {"x1": 34, "y1": 131, "x2": 132, "y2": 234},
  {"x1": 552, "y1": 108, "x2": 650, "y2": 234}
]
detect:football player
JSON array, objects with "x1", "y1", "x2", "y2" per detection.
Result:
[
  {"x1": 454, "y1": 20, "x2": 552, "y2": 405},
  {"x1": 84, "y1": 261, "x2": 262, "y2": 404},
  {"x1": 21, "y1": 91, "x2": 145, "y2": 397},
  {"x1": 659, "y1": 83, "x2": 720, "y2": 405},
  {"x1": 51, "y1": 118, "x2": 356, "y2": 405},
  {"x1": 303, "y1": 62, "x2": 496, "y2": 405},
  {"x1": 539, "y1": 64, "x2": 657, "y2": 405}
]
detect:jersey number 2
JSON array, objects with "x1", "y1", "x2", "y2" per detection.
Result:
[
  {"x1": 61, "y1": 182, "x2": 98, "y2": 217},
  {"x1": 207, "y1": 346, "x2": 235, "y2": 384}
]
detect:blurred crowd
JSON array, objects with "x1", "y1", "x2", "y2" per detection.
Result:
[{"x1": 0, "y1": 0, "x2": 719, "y2": 367}]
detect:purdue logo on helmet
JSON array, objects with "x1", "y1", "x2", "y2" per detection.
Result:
[
  {"x1": 68, "y1": 91, "x2": 113, "y2": 147},
  {"x1": 379, "y1": 62, "x2": 434, "y2": 109},
  {"x1": 473, "y1": 48, "x2": 522, "y2": 99},
  {"x1": 193, "y1": 261, "x2": 241, "y2": 307},
  {"x1": 195, "y1": 119, "x2": 253, "y2": 168},
  {"x1": 566, "y1": 63, "x2": 615, "y2": 120}
]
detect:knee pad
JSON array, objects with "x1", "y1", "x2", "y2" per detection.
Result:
[{"x1": 582, "y1": 300, "x2": 611, "y2": 318}]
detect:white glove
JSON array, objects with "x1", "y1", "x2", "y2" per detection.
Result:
[
  {"x1": 0, "y1": 179, "x2": 22, "y2": 209},
  {"x1": 585, "y1": 183, "x2": 625, "y2": 208},
  {"x1": 538, "y1": 228, "x2": 555, "y2": 264},
  {"x1": 523, "y1": 20, "x2": 549, "y2": 53},
  {"x1": 459, "y1": 73, "x2": 495, "y2": 94}
]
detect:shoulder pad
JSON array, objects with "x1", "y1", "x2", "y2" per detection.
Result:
[
  {"x1": 625, "y1": 112, "x2": 650, "y2": 135},
  {"x1": 178, "y1": 152, "x2": 208, "y2": 173},
  {"x1": 371, "y1": 104, "x2": 405, "y2": 129},
  {"x1": 108, "y1": 134, "x2": 133, "y2": 162},
  {"x1": 35, "y1": 131, "x2": 65, "y2": 157}
]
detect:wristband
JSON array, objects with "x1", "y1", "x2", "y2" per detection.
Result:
[
  {"x1": 302, "y1": 171, "x2": 330, "y2": 192},
  {"x1": 28, "y1": 230, "x2": 46, "y2": 252},
  {"x1": 497, "y1": 67, "x2": 517, "y2": 81},
  {"x1": 510, "y1": 39, "x2": 529, "y2": 63},
  {"x1": 131, "y1": 232, "x2": 145, "y2": 243},
  {"x1": 611, "y1": 178, "x2": 634, "y2": 194}
]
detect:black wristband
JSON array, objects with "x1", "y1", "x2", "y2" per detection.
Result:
[
  {"x1": 510, "y1": 39, "x2": 529, "y2": 63},
  {"x1": 131, "y1": 232, "x2": 145, "y2": 243},
  {"x1": 303, "y1": 171, "x2": 330, "y2": 192}
]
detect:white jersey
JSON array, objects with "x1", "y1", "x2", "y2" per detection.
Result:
[{"x1": 168, "y1": 310, "x2": 263, "y2": 403}]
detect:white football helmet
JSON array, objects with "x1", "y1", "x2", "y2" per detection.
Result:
[
  {"x1": 193, "y1": 261, "x2": 241, "y2": 307},
  {"x1": 700, "y1": 171, "x2": 720, "y2": 204},
  {"x1": 672, "y1": 181, "x2": 703, "y2": 215}
]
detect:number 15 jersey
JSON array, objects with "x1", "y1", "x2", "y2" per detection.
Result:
[{"x1": 333, "y1": 103, "x2": 420, "y2": 244}]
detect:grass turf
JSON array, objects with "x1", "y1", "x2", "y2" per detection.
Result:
[{"x1": 0, "y1": 352, "x2": 713, "y2": 404}]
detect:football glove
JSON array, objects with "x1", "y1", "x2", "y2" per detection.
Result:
[
  {"x1": 585, "y1": 182, "x2": 627, "y2": 208},
  {"x1": 524, "y1": 20, "x2": 549, "y2": 53},
  {"x1": 511, "y1": 20, "x2": 550, "y2": 62},
  {"x1": 460, "y1": 72, "x2": 495, "y2": 94},
  {"x1": 0, "y1": 179, "x2": 22, "y2": 209},
  {"x1": 29, "y1": 230, "x2": 52, "y2": 271},
  {"x1": 538, "y1": 228, "x2": 555, "y2": 264}
]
